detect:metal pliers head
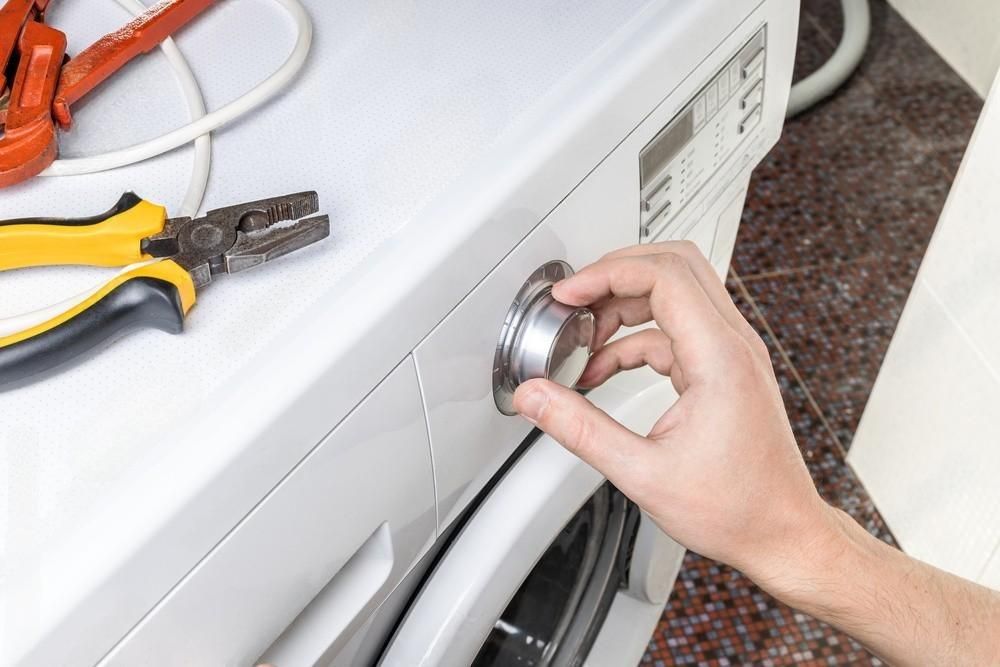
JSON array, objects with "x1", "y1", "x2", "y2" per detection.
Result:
[{"x1": 142, "y1": 192, "x2": 331, "y2": 288}]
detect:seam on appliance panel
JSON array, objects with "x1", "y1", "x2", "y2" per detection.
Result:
[
  {"x1": 410, "y1": 355, "x2": 442, "y2": 536},
  {"x1": 730, "y1": 269, "x2": 850, "y2": 459},
  {"x1": 93, "y1": 357, "x2": 412, "y2": 665}
]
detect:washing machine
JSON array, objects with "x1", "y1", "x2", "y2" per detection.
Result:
[{"x1": 0, "y1": 0, "x2": 796, "y2": 665}]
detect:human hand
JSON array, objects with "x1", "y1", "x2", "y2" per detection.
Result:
[{"x1": 511, "y1": 242, "x2": 838, "y2": 583}]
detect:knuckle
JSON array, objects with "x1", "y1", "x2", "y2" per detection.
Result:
[
  {"x1": 674, "y1": 239, "x2": 701, "y2": 258},
  {"x1": 601, "y1": 244, "x2": 640, "y2": 261},
  {"x1": 649, "y1": 251, "x2": 687, "y2": 274}
]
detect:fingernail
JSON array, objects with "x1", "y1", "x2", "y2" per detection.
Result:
[{"x1": 517, "y1": 387, "x2": 549, "y2": 422}]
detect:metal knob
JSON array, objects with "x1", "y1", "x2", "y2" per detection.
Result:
[{"x1": 493, "y1": 261, "x2": 595, "y2": 415}]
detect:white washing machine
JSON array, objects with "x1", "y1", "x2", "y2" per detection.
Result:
[{"x1": 0, "y1": 0, "x2": 796, "y2": 665}]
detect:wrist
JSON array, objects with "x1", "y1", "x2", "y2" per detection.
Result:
[{"x1": 744, "y1": 503, "x2": 868, "y2": 609}]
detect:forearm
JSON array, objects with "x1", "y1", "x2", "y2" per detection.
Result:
[{"x1": 755, "y1": 507, "x2": 1000, "y2": 666}]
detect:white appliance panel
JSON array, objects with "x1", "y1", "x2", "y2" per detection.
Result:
[
  {"x1": 381, "y1": 367, "x2": 684, "y2": 666},
  {"x1": 2, "y1": 3, "x2": 689, "y2": 663},
  {"x1": 97, "y1": 358, "x2": 435, "y2": 666},
  {"x1": 413, "y1": 141, "x2": 633, "y2": 529},
  {"x1": 414, "y1": 5, "x2": 790, "y2": 532},
  {"x1": 1, "y1": 0, "x2": 799, "y2": 663}
]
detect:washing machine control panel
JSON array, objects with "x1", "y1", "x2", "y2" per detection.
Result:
[
  {"x1": 639, "y1": 27, "x2": 768, "y2": 240},
  {"x1": 493, "y1": 261, "x2": 595, "y2": 415}
]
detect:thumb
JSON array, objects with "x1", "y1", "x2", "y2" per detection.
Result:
[{"x1": 513, "y1": 378, "x2": 650, "y2": 484}]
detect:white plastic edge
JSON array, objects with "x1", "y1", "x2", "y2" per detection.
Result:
[{"x1": 379, "y1": 366, "x2": 680, "y2": 666}]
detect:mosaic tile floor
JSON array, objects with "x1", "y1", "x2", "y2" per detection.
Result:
[{"x1": 642, "y1": 1, "x2": 984, "y2": 664}]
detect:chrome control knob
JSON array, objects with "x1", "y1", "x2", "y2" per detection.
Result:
[{"x1": 493, "y1": 261, "x2": 595, "y2": 415}]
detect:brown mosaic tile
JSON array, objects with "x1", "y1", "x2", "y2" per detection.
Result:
[
  {"x1": 729, "y1": 280, "x2": 894, "y2": 540},
  {"x1": 740, "y1": 256, "x2": 921, "y2": 449},
  {"x1": 641, "y1": 280, "x2": 892, "y2": 665},
  {"x1": 801, "y1": 0, "x2": 844, "y2": 46},
  {"x1": 855, "y1": 2, "x2": 983, "y2": 178},
  {"x1": 732, "y1": 76, "x2": 947, "y2": 278},
  {"x1": 646, "y1": 554, "x2": 885, "y2": 666},
  {"x1": 800, "y1": 0, "x2": 983, "y2": 178},
  {"x1": 792, "y1": 10, "x2": 838, "y2": 85},
  {"x1": 639, "y1": 2, "x2": 970, "y2": 663},
  {"x1": 731, "y1": 1, "x2": 978, "y2": 280}
]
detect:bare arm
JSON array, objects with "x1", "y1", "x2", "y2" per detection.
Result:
[
  {"x1": 763, "y1": 507, "x2": 1000, "y2": 666},
  {"x1": 512, "y1": 241, "x2": 1000, "y2": 666}
]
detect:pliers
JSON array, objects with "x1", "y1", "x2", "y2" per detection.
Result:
[{"x1": 0, "y1": 191, "x2": 330, "y2": 388}]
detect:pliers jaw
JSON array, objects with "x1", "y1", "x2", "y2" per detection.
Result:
[
  {"x1": 0, "y1": 189, "x2": 330, "y2": 389},
  {"x1": 142, "y1": 191, "x2": 331, "y2": 288}
]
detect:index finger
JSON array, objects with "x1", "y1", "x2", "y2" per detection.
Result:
[
  {"x1": 553, "y1": 253, "x2": 734, "y2": 371},
  {"x1": 595, "y1": 241, "x2": 762, "y2": 348}
]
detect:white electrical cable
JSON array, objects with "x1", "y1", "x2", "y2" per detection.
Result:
[
  {"x1": 0, "y1": 0, "x2": 209, "y2": 333},
  {"x1": 114, "y1": 0, "x2": 212, "y2": 218},
  {"x1": 3, "y1": 0, "x2": 312, "y2": 331},
  {"x1": 0, "y1": 260, "x2": 160, "y2": 338},
  {"x1": 787, "y1": 0, "x2": 871, "y2": 118},
  {"x1": 40, "y1": 0, "x2": 312, "y2": 178}
]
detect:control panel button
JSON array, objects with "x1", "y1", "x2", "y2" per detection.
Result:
[
  {"x1": 705, "y1": 85, "x2": 718, "y2": 116},
  {"x1": 717, "y1": 75, "x2": 730, "y2": 102},
  {"x1": 738, "y1": 103, "x2": 762, "y2": 134},
  {"x1": 641, "y1": 200, "x2": 673, "y2": 238},
  {"x1": 729, "y1": 61, "x2": 742, "y2": 90},
  {"x1": 493, "y1": 261, "x2": 595, "y2": 415},
  {"x1": 742, "y1": 48, "x2": 765, "y2": 79},
  {"x1": 641, "y1": 175, "x2": 671, "y2": 214},
  {"x1": 638, "y1": 27, "x2": 767, "y2": 246},
  {"x1": 741, "y1": 79, "x2": 763, "y2": 110},
  {"x1": 692, "y1": 96, "x2": 707, "y2": 128}
]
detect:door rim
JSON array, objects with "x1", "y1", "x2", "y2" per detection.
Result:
[{"x1": 380, "y1": 368, "x2": 679, "y2": 667}]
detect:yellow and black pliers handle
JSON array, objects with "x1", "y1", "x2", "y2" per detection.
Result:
[{"x1": 0, "y1": 193, "x2": 196, "y2": 388}]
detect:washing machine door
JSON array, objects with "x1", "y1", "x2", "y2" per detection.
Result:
[{"x1": 380, "y1": 366, "x2": 684, "y2": 667}]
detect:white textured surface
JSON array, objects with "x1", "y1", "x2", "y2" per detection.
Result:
[
  {"x1": 982, "y1": 547, "x2": 1000, "y2": 590},
  {"x1": 849, "y1": 281, "x2": 1000, "y2": 581},
  {"x1": 0, "y1": 0, "x2": 652, "y2": 578},
  {"x1": 849, "y1": 66, "x2": 1000, "y2": 586}
]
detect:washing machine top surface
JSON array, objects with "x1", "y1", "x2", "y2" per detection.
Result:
[
  {"x1": 1, "y1": 0, "x2": 673, "y2": 650},
  {"x1": 1, "y1": 0, "x2": 654, "y2": 562}
]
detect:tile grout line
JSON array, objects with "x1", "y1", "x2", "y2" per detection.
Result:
[
  {"x1": 738, "y1": 254, "x2": 881, "y2": 284},
  {"x1": 922, "y1": 278, "x2": 1000, "y2": 390},
  {"x1": 804, "y1": 1, "x2": 972, "y2": 184},
  {"x1": 804, "y1": 9, "x2": 841, "y2": 51},
  {"x1": 730, "y1": 269, "x2": 851, "y2": 460},
  {"x1": 830, "y1": 4, "x2": 979, "y2": 185}
]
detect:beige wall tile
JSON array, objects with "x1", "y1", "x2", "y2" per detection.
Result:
[{"x1": 849, "y1": 279, "x2": 1000, "y2": 581}]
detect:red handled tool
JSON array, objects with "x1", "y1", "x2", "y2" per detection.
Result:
[{"x1": 0, "y1": 0, "x2": 215, "y2": 188}]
